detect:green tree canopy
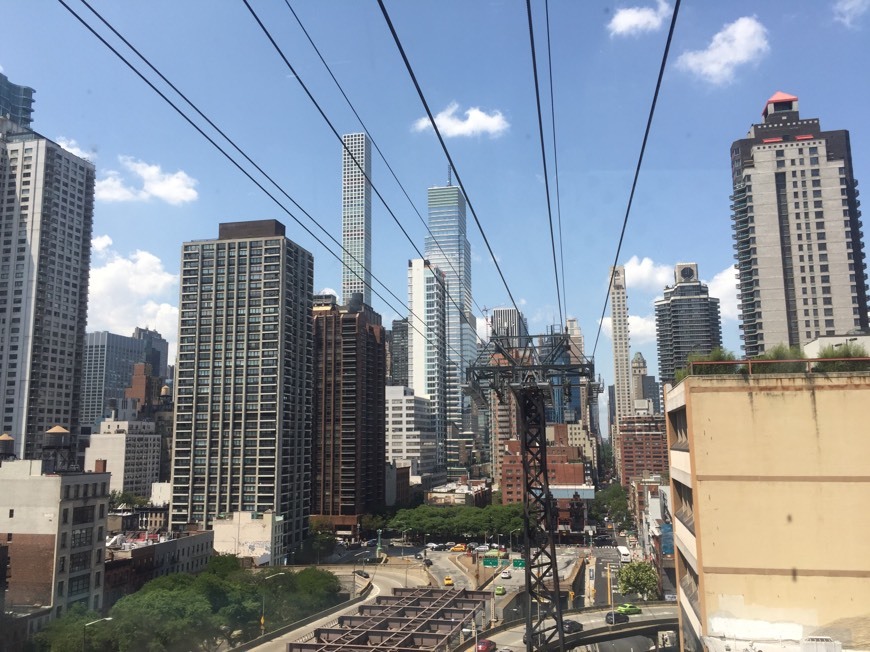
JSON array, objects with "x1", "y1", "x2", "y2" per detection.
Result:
[
  {"x1": 388, "y1": 504, "x2": 523, "y2": 541},
  {"x1": 617, "y1": 561, "x2": 660, "y2": 600}
]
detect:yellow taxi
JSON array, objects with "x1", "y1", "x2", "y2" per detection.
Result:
[{"x1": 443, "y1": 575, "x2": 454, "y2": 586}]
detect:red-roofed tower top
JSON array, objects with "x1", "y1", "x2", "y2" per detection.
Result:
[{"x1": 762, "y1": 91, "x2": 799, "y2": 119}]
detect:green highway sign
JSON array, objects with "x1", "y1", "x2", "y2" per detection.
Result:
[
  {"x1": 483, "y1": 558, "x2": 499, "y2": 567},
  {"x1": 512, "y1": 559, "x2": 526, "y2": 568}
]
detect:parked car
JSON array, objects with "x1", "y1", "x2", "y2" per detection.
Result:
[
  {"x1": 494, "y1": 585, "x2": 506, "y2": 596},
  {"x1": 443, "y1": 575, "x2": 454, "y2": 586},
  {"x1": 354, "y1": 570, "x2": 370, "y2": 579},
  {"x1": 450, "y1": 544, "x2": 467, "y2": 552},
  {"x1": 605, "y1": 611, "x2": 630, "y2": 624},
  {"x1": 476, "y1": 640, "x2": 497, "y2": 652},
  {"x1": 474, "y1": 545, "x2": 489, "y2": 553},
  {"x1": 500, "y1": 569, "x2": 512, "y2": 579},
  {"x1": 445, "y1": 541, "x2": 457, "y2": 548},
  {"x1": 615, "y1": 603, "x2": 642, "y2": 615},
  {"x1": 562, "y1": 619, "x2": 583, "y2": 634},
  {"x1": 431, "y1": 543, "x2": 447, "y2": 551}
]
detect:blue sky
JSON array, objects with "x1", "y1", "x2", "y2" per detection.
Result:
[{"x1": 3, "y1": 0, "x2": 870, "y2": 394}]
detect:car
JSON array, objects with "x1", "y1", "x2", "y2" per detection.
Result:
[
  {"x1": 414, "y1": 552, "x2": 424, "y2": 559},
  {"x1": 474, "y1": 545, "x2": 489, "y2": 553},
  {"x1": 497, "y1": 648, "x2": 514, "y2": 652},
  {"x1": 450, "y1": 544, "x2": 467, "y2": 552},
  {"x1": 500, "y1": 569, "x2": 512, "y2": 579},
  {"x1": 365, "y1": 539, "x2": 377, "y2": 547},
  {"x1": 443, "y1": 575, "x2": 454, "y2": 586},
  {"x1": 476, "y1": 640, "x2": 497, "y2": 652},
  {"x1": 354, "y1": 569, "x2": 370, "y2": 578},
  {"x1": 562, "y1": 619, "x2": 583, "y2": 634},
  {"x1": 489, "y1": 543, "x2": 500, "y2": 549},
  {"x1": 445, "y1": 541, "x2": 457, "y2": 548},
  {"x1": 615, "y1": 603, "x2": 642, "y2": 615},
  {"x1": 494, "y1": 585, "x2": 506, "y2": 596},
  {"x1": 431, "y1": 543, "x2": 447, "y2": 551},
  {"x1": 605, "y1": 611, "x2": 630, "y2": 624},
  {"x1": 423, "y1": 558, "x2": 433, "y2": 566}
]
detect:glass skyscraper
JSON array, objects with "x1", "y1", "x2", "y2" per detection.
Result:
[{"x1": 424, "y1": 184, "x2": 476, "y2": 434}]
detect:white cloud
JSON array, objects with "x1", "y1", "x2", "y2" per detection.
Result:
[
  {"x1": 56, "y1": 137, "x2": 95, "y2": 160},
  {"x1": 319, "y1": 287, "x2": 338, "y2": 297},
  {"x1": 96, "y1": 156, "x2": 198, "y2": 205},
  {"x1": 676, "y1": 16, "x2": 769, "y2": 85},
  {"x1": 834, "y1": 0, "x2": 870, "y2": 26},
  {"x1": 600, "y1": 314, "x2": 658, "y2": 344},
  {"x1": 413, "y1": 102, "x2": 509, "y2": 138},
  {"x1": 705, "y1": 264, "x2": 740, "y2": 322},
  {"x1": 92, "y1": 234, "x2": 113, "y2": 253},
  {"x1": 622, "y1": 255, "x2": 672, "y2": 293},
  {"x1": 88, "y1": 244, "x2": 179, "y2": 361},
  {"x1": 477, "y1": 316, "x2": 491, "y2": 342},
  {"x1": 607, "y1": 0, "x2": 670, "y2": 37}
]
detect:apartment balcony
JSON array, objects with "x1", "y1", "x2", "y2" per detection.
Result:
[{"x1": 679, "y1": 572, "x2": 701, "y2": 621}]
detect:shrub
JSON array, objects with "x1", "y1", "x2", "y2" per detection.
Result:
[
  {"x1": 683, "y1": 347, "x2": 741, "y2": 376},
  {"x1": 813, "y1": 342, "x2": 870, "y2": 372},
  {"x1": 752, "y1": 343, "x2": 806, "y2": 374}
]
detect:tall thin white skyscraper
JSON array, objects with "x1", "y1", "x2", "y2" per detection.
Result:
[
  {"x1": 0, "y1": 117, "x2": 94, "y2": 460},
  {"x1": 170, "y1": 220, "x2": 313, "y2": 563},
  {"x1": 424, "y1": 184, "x2": 476, "y2": 434},
  {"x1": 407, "y1": 258, "x2": 447, "y2": 473},
  {"x1": 341, "y1": 133, "x2": 371, "y2": 305},
  {"x1": 609, "y1": 265, "x2": 632, "y2": 481}
]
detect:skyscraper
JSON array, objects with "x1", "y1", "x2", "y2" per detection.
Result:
[
  {"x1": 730, "y1": 92, "x2": 868, "y2": 357},
  {"x1": 388, "y1": 318, "x2": 409, "y2": 387},
  {"x1": 407, "y1": 258, "x2": 447, "y2": 473},
  {"x1": 609, "y1": 265, "x2": 632, "y2": 482},
  {"x1": 170, "y1": 220, "x2": 313, "y2": 563},
  {"x1": 490, "y1": 307, "x2": 529, "y2": 348},
  {"x1": 630, "y1": 352, "x2": 661, "y2": 415},
  {"x1": 0, "y1": 118, "x2": 94, "y2": 460},
  {"x1": 81, "y1": 331, "x2": 148, "y2": 431},
  {"x1": 311, "y1": 293, "x2": 385, "y2": 536},
  {"x1": 131, "y1": 326, "x2": 169, "y2": 378},
  {"x1": 341, "y1": 133, "x2": 371, "y2": 305},
  {"x1": 655, "y1": 263, "x2": 723, "y2": 386},
  {"x1": 0, "y1": 73, "x2": 35, "y2": 129},
  {"x1": 424, "y1": 184, "x2": 476, "y2": 434}
]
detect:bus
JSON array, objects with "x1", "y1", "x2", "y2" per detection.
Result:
[{"x1": 617, "y1": 545, "x2": 631, "y2": 564}]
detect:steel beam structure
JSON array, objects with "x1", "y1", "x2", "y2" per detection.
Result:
[{"x1": 465, "y1": 333, "x2": 597, "y2": 652}]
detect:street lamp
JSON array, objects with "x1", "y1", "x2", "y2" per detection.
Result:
[
  {"x1": 83, "y1": 617, "x2": 112, "y2": 652},
  {"x1": 260, "y1": 572, "x2": 286, "y2": 637},
  {"x1": 401, "y1": 529, "x2": 411, "y2": 558},
  {"x1": 509, "y1": 528, "x2": 521, "y2": 552}
]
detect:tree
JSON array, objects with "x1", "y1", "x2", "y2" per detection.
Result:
[
  {"x1": 814, "y1": 342, "x2": 870, "y2": 372},
  {"x1": 754, "y1": 343, "x2": 805, "y2": 373},
  {"x1": 617, "y1": 561, "x2": 660, "y2": 600},
  {"x1": 33, "y1": 604, "x2": 111, "y2": 652}
]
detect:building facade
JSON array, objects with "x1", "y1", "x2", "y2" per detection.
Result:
[
  {"x1": 617, "y1": 414, "x2": 667, "y2": 487},
  {"x1": 407, "y1": 259, "x2": 447, "y2": 472},
  {"x1": 0, "y1": 118, "x2": 94, "y2": 460},
  {"x1": 341, "y1": 133, "x2": 371, "y2": 305},
  {"x1": 385, "y1": 385, "x2": 437, "y2": 476},
  {"x1": 0, "y1": 459, "x2": 110, "y2": 619},
  {"x1": 0, "y1": 73, "x2": 35, "y2": 129},
  {"x1": 81, "y1": 331, "x2": 148, "y2": 431},
  {"x1": 730, "y1": 91, "x2": 868, "y2": 357},
  {"x1": 630, "y1": 352, "x2": 662, "y2": 414},
  {"x1": 655, "y1": 263, "x2": 723, "y2": 386},
  {"x1": 388, "y1": 318, "x2": 409, "y2": 386},
  {"x1": 424, "y1": 184, "x2": 477, "y2": 434},
  {"x1": 131, "y1": 327, "x2": 169, "y2": 379},
  {"x1": 666, "y1": 370, "x2": 870, "y2": 649},
  {"x1": 609, "y1": 265, "x2": 632, "y2": 482},
  {"x1": 311, "y1": 293, "x2": 385, "y2": 536},
  {"x1": 170, "y1": 220, "x2": 313, "y2": 564},
  {"x1": 84, "y1": 408, "x2": 161, "y2": 497}
]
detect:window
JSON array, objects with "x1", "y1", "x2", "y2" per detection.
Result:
[
  {"x1": 68, "y1": 574, "x2": 90, "y2": 596},
  {"x1": 72, "y1": 505, "x2": 95, "y2": 525}
]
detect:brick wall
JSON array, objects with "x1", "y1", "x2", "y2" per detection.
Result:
[{"x1": 0, "y1": 532, "x2": 55, "y2": 607}]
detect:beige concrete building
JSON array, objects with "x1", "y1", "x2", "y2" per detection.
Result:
[
  {"x1": 666, "y1": 371, "x2": 870, "y2": 650},
  {"x1": 84, "y1": 412, "x2": 161, "y2": 496}
]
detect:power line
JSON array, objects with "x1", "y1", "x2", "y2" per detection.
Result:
[
  {"x1": 525, "y1": 0, "x2": 564, "y2": 329},
  {"x1": 241, "y1": 0, "x2": 486, "y2": 350},
  {"x1": 377, "y1": 0, "x2": 524, "y2": 320},
  {"x1": 282, "y1": 0, "x2": 490, "y2": 325},
  {"x1": 544, "y1": 0, "x2": 568, "y2": 326},
  {"x1": 59, "y1": 0, "x2": 465, "y2": 365},
  {"x1": 591, "y1": 0, "x2": 682, "y2": 357}
]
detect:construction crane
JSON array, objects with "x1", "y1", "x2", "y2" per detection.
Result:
[{"x1": 465, "y1": 331, "x2": 597, "y2": 652}]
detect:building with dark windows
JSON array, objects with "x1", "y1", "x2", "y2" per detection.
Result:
[
  {"x1": 617, "y1": 414, "x2": 667, "y2": 489},
  {"x1": 0, "y1": 73, "x2": 35, "y2": 129},
  {"x1": 169, "y1": 220, "x2": 313, "y2": 564},
  {"x1": 131, "y1": 327, "x2": 169, "y2": 379},
  {"x1": 425, "y1": 184, "x2": 477, "y2": 435},
  {"x1": 730, "y1": 92, "x2": 868, "y2": 357},
  {"x1": 387, "y1": 318, "x2": 409, "y2": 386},
  {"x1": 311, "y1": 293, "x2": 385, "y2": 538},
  {"x1": 82, "y1": 332, "x2": 148, "y2": 432},
  {"x1": 654, "y1": 263, "x2": 722, "y2": 387},
  {"x1": 0, "y1": 118, "x2": 94, "y2": 460},
  {"x1": 341, "y1": 133, "x2": 371, "y2": 305}
]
